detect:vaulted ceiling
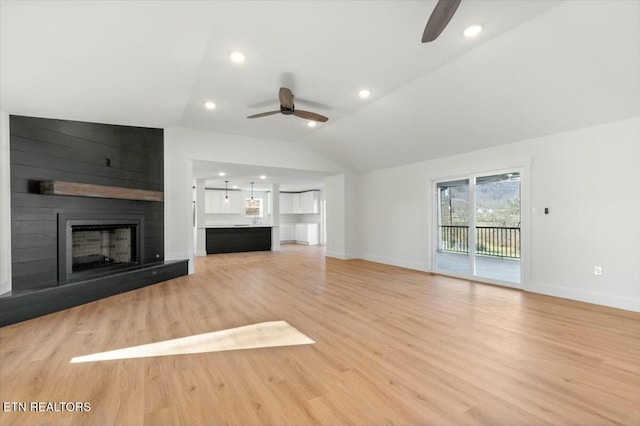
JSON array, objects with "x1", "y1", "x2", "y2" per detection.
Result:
[{"x1": 1, "y1": 0, "x2": 639, "y2": 174}]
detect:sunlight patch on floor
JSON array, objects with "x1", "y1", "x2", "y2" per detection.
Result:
[{"x1": 70, "y1": 320, "x2": 314, "y2": 363}]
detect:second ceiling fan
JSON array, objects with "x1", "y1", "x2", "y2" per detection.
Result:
[
  {"x1": 422, "y1": 0, "x2": 462, "y2": 43},
  {"x1": 247, "y1": 87, "x2": 329, "y2": 123}
]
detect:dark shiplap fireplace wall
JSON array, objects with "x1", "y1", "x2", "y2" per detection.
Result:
[{"x1": 10, "y1": 115, "x2": 164, "y2": 291}]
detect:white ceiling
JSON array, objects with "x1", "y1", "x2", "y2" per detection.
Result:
[{"x1": 1, "y1": 0, "x2": 639, "y2": 177}]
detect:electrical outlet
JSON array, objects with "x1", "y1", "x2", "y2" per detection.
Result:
[{"x1": 594, "y1": 266, "x2": 603, "y2": 276}]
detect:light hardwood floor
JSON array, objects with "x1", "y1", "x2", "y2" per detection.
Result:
[{"x1": 1, "y1": 245, "x2": 639, "y2": 425}]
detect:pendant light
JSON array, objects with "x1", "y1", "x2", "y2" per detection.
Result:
[
  {"x1": 250, "y1": 182, "x2": 254, "y2": 200},
  {"x1": 224, "y1": 180, "x2": 230, "y2": 203}
]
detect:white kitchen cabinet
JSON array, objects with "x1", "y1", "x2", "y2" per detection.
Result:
[
  {"x1": 279, "y1": 224, "x2": 295, "y2": 242},
  {"x1": 279, "y1": 191, "x2": 320, "y2": 214},
  {"x1": 204, "y1": 190, "x2": 221, "y2": 213},
  {"x1": 294, "y1": 223, "x2": 305, "y2": 242},
  {"x1": 291, "y1": 193, "x2": 301, "y2": 213},
  {"x1": 279, "y1": 223, "x2": 319, "y2": 245},
  {"x1": 300, "y1": 191, "x2": 319, "y2": 214},
  {"x1": 220, "y1": 191, "x2": 242, "y2": 213},
  {"x1": 280, "y1": 192, "x2": 301, "y2": 214},
  {"x1": 295, "y1": 223, "x2": 319, "y2": 245},
  {"x1": 205, "y1": 190, "x2": 242, "y2": 214},
  {"x1": 280, "y1": 193, "x2": 293, "y2": 214}
]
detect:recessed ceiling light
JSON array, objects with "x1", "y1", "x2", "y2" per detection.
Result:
[
  {"x1": 358, "y1": 89, "x2": 371, "y2": 99},
  {"x1": 218, "y1": 172, "x2": 226, "y2": 177},
  {"x1": 307, "y1": 121, "x2": 317, "y2": 128},
  {"x1": 204, "y1": 101, "x2": 216, "y2": 110},
  {"x1": 232, "y1": 185, "x2": 237, "y2": 189},
  {"x1": 229, "y1": 51, "x2": 245, "y2": 64},
  {"x1": 260, "y1": 175, "x2": 267, "y2": 180},
  {"x1": 463, "y1": 25, "x2": 482, "y2": 38}
]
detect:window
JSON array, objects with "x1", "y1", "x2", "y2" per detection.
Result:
[{"x1": 245, "y1": 198, "x2": 263, "y2": 217}]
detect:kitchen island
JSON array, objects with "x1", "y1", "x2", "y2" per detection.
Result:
[{"x1": 205, "y1": 225, "x2": 272, "y2": 254}]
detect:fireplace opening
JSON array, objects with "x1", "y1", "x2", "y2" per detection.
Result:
[
  {"x1": 71, "y1": 224, "x2": 137, "y2": 273},
  {"x1": 58, "y1": 214, "x2": 144, "y2": 283}
]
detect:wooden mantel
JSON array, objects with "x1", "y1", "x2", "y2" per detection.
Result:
[{"x1": 39, "y1": 181, "x2": 164, "y2": 202}]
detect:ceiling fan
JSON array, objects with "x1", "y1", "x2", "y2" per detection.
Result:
[
  {"x1": 246, "y1": 87, "x2": 329, "y2": 123},
  {"x1": 422, "y1": 0, "x2": 462, "y2": 43}
]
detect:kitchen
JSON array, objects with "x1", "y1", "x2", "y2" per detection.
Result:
[{"x1": 192, "y1": 160, "x2": 328, "y2": 255}]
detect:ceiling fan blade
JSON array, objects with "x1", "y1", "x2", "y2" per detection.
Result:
[
  {"x1": 246, "y1": 111, "x2": 280, "y2": 119},
  {"x1": 422, "y1": 0, "x2": 462, "y2": 43},
  {"x1": 279, "y1": 87, "x2": 294, "y2": 109},
  {"x1": 292, "y1": 110, "x2": 329, "y2": 123}
]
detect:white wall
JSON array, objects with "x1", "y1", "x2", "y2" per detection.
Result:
[
  {"x1": 325, "y1": 174, "x2": 346, "y2": 259},
  {"x1": 0, "y1": 110, "x2": 11, "y2": 295},
  {"x1": 355, "y1": 161, "x2": 431, "y2": 271},
  {"x1": 324, "y1": 172, "x2": 359, "y2": 259},
  {"x1": 164, "y1": 127, "x2": 344, "y2": 272},
  {"x1": 356, "y1": 117, "x2": 640, "y2": 311}
]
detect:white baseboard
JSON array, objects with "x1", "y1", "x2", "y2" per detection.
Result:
[
  {"x1": 325, "y1": 251, "x2": 425, "y2": 271},
  {"x1": 528, "y1": 281, "x2": 640, "y2": 312},
  {"x1": 332, "y1": 253, "x2": 639, "y2": 312},
  {"x1": 325, "y1": 251, "x2": 357, "y2": 260},
  {"x1": 194, "y1": 250, "x2": 207, "y2": 257},
  {"x1": 358, "y1": 253, "x2": 426, "y2": 272}
]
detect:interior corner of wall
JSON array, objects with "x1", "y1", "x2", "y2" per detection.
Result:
[{"x1": 325, "y1": 250, "x2": 347, "y2": 260}]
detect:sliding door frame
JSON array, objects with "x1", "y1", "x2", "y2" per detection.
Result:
[{"x1": 429, "y1": 163, "x2": 531, "y2": 291}]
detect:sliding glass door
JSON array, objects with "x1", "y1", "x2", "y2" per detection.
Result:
[
  {"x1": 435, "y1": 179, "x2": 471, "y2": 276},
  {"x1": 434, "y1": 172, "x2": 521, "y2": 287}
]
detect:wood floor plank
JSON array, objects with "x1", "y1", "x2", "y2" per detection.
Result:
[{"x1": 1, "y1": 245, "x2": 638, "y2": 425}]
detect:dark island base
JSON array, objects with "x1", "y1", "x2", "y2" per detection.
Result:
[
  {"x1": 0, "y1": 260, "x2": 188, "y2": 327},
  {"x1": 206, "y1": 227, "x2": 272, "y2": 254}
]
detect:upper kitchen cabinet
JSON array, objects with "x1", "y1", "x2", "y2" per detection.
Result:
[
  {"x1": 300, "y1": 191, "x2": 319, "y2": 214},
  {"x1": 205, "y1": 189, "x2": 242, "y2": 214},
  {"x1": 280, "y1": 192, "x2": 293, "y2": 214},
  {"x1": 279, "y1": 191, "x2": 320, "y2": 214},
  {"x1": 204, "y1": 189, "x2": 220, "y2": 213}
]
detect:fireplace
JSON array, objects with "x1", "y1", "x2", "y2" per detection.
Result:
[{"x1": 58, "y1": 214, "x2": 144, "y2": 283}]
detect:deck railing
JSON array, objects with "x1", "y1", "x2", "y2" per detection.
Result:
[{"x1": 439, "y1": 225, "x2": 520, "y2": 259}]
